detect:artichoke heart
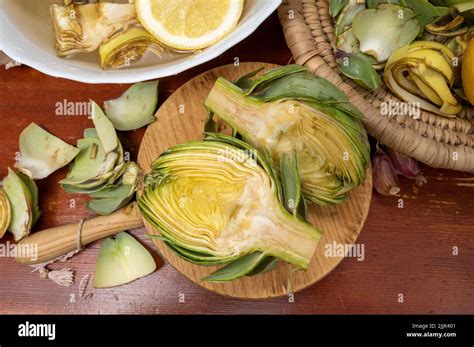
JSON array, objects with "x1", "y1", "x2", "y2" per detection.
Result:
[
  {"x1": 384, "y1": 41, "x2": 462, "y2": 116},
  {"x1": 204, "y1": 65, "x2": 370, "y2": 205},
  {"x1": 50, "y1": 3, "x2": 136, "y2": 57},
  {"x1": 138, "y1": 134, "x2": 321, "y2": 282},
  {"x1": 99, "y1": 27, "x2": 164, "y2": 70}
]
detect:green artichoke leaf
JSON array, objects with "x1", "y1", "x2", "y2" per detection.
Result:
[
  {"x1": 353, "y1": 4, "x2": 420, "y2": 62},
  {"x1": 87, "y1": 189, "x2": 135, "y2": 215},
  {"x1": 202, "y1": 252, "x2": 269, "y2": 282},
  {"x1": 14, "y1": 123, "x2": 80, "y2": 180},
  {"x1": 330, "y1": 0, "x2": 349, "y2": 18},
  {"x1": 334, "y1": 0, "x2": 366, "y2": 37},
  {"x1": 337, "y1": 52, "x2": 382, "y2": 91},
  {"x1": 2, "y1": 168, "x2": 32, "y2": 241},
  {"x1": 104, "y1": 81, "x2": 158, "y2": 131},
  {"x1": 93, "y1": 232, "x2": 156, "y2": 288},
  {"x1": 17, "y1": 172, "x2": 41, "y2": 227},
  {"x1": 280, "y1": 152, "x2": 307, "y2": 220},
  {"x1": 234, "y1": 67, "x2": 264, "y2": 90},
  {"x1": 139, "y1": 134, "x2": 321, "y2": 281},
  {"x1": 60, "y1": 138, "x2": 118, "y2": 186},
  {"x1": 90, "y1": 100, "x2": 118, "y2": 154},
  {"x1": 87, "y1": 162, "x2": 140, "y2": 215}
]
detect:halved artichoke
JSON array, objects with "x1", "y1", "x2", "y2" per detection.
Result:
[
  {"x1": 138, "y1": 134, "x2": 321, "y2": 282},
  {"x1": 204, "y1": 65, "x2": 370, "y2": 205},
  {"x1": 50, "y1": 3, "x2": 136, "y2": 57}
]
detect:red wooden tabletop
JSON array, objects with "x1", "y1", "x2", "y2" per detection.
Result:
[{"x1": 0, "y1": 13, "x2": 473, "y2": 314}]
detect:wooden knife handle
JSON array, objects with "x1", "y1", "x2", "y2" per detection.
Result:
[{"x1": 15, "y1": 202, "x2": 144, "y2": 265}]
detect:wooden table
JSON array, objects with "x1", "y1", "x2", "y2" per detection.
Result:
[{"x1": 0, "y1": 13, "x2": 472, "y2": 314}]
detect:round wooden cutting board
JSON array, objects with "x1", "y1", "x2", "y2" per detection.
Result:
[{"x1": 137, "y1": 62, "x2": 372, "y2": 299}]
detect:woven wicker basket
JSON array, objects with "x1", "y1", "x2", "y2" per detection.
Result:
[{"x1": 278, "y1": 0, "x2": 474, "y2": 173}]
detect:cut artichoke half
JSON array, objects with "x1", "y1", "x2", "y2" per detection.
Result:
[
  {"x1": 104, "y1": 81, "x2": 159, "y2": 131},
  {"x1": 0, "y1": 188, "x2": 11, "y2": 238},
  {"x1": 139, "y1": 133, "x2": 321, "y2": 282},
  {"x1": 204, "y1": 65, "x2": 370, "y2": 206},
  {"x1": 94, "y1": 232, "x2": 156, "y2": 288},
  {"x1": 14, "y1": 123, "x2": 80, "y2": 180},
  {"x1": 353, "y1": 4, "x2": 420, "y2": 63},
  {"x1": 50, "y1": 3, "x2": 136, "y2": 57},
  {"x1": 384, "y1": 41, "x2": 461, "y2": 116},
  {"x1": 2, "y1": 169, "x2": 33, "y2": 241},
  {"x1": 99, "y1": 27, "x2": 164, "y2": 70}
]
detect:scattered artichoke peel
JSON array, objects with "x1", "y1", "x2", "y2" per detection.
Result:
[
  {"x1": 104, "y1": 81, "x2": 159, "y2": 131},
  {"x1": 94, "y1": 232, "x2": 156, "y2": 288},
  {"x1": 384, "y1": 41, "x2": 462, "y2": 117},
  {"x1": 2, "y1": 169, "x2": 33, "y2": 242},
  {"x1": 14, "y1": 123, "x2": 80, "y2": 180}
]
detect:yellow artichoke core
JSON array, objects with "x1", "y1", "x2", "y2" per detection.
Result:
[
  {"x1": 145, "y1": 148, "x2": 317, "y2": 263},
  {"x1": 146, "y1": 150, "x2": 277, "y2": 255}
]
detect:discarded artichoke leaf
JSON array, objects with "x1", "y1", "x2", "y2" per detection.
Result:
[
  {"x1": 14, "y1": 123, "x2": 80, "y2": 180},
  {"x1": 50, "y1": 3, "x2": 136, "y2": 57},
  {"x1": 353, "y1": 4, "x2": 419, "y2": 62},
  {"x1": 99, "y1": 27, "x2": 163, "y2": 70},
  {"x1": 104, "y1": 81, "x2": 158, "y2": 131},
  {"x1": 2, "y1": 169, "x2": 32, "y2": 241},
  {"x1": 280, "y1": 152, "x2": 306, "y2": 220},
  {"x1": 93, "y1": 232, "x2": 156, "y2": 288},
  {"x1": 139, "y1": 134, "x2": 321, "y2": 282},
  {"x1": 337, "y1": 52, "x2": 382, "y2": 91},
  {"x1": 88, "y1": 162, "x2": 140, "y2": 215},
  {"x1": 384, "y1": 41, "x2": 461, "y2": 116},
  {"x1": 329, "y1": 0, "x2": 349, "y2": 18},
  {"x1": 334, "y1": 0, "x2": 366, "y2": 37},
  {"x1": 17, "y1": 173, "x2": 41, "y2": 227},
  {"x1": 426, "y1": 15, "x2": 465, "y2": 34},
  {"x1": 87, "y1": 187, "x2": 135, "y2": 215},
  {"x1": 0, "y1": 188, "x2": 11, "y2": 238},
  {"x1": 60, "y1": 138, "x2": 118, "y2": 186},
  {"x1": 335, "y1": 27, "x2": 360, "y2": 54},
  {"x1": 91, "y1": 101, "x2": 118, "y2": 154},
  {"x1": 204, "y1": 65, "x2": 370, "y2": 205}
]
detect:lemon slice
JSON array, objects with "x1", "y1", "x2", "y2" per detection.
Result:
[{"x1": 135, "y1": 0, "x2": 244, "y2": 51}]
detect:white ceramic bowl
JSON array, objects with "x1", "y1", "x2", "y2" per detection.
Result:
[{"x1": 0, "y1": 0, "x2": 281, "y2": 84}]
